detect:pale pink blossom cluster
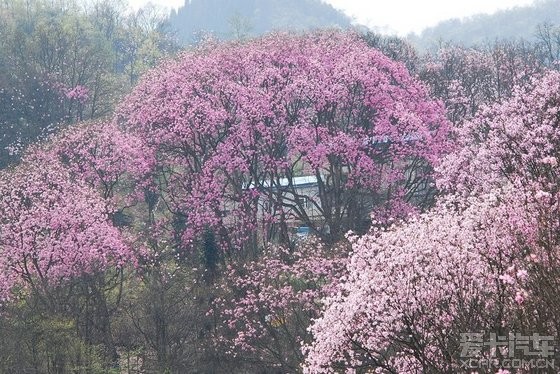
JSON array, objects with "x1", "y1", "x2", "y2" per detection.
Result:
[
  {"x1": 304, "y1": 190, "x2": 534, "y2": 372},
  {"x1": 304, "y1": 71, "x2": 560, "y2": 372},
  {"x1": 50, "y1": 80, "x2": 90, "y2": 104},
  {"x1": 0, "y1": 155, "x2": 130, "y2": 299}
]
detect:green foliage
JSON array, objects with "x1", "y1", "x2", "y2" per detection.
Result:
[
  {"x1": 0, "y1": 0, "x2": 177, "y2": 169},
  {"x1": 0, "y1": 303, "x2": 112, "y2": 373},
  {"x1": 114, "y1": 263, "x2": 222, "y2": 373}
]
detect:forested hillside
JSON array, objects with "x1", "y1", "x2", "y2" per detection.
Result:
[
  {"x1": 169, "y1": 0, "x2": 351, "y2": 42},
  {"x1": 411, "y1": 0, "x2": 560, "y2": 48}
]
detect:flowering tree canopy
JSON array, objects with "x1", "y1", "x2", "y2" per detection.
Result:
[
  {"x1": 118, "y1": 31, "x2": 451, "y2": 251},
  {"x1": 0, "y1": 154, "x2": 130, "y2": 303},
  {"x1": 420, "y1": 43, "x2": 543, "y2": 125},
  {"x1": 48, "y1": 121, "x2": 155, "y2": 209},
  {"x1": 0, "y1": 121, "x2": 151, "y2": 304},
  {"x1": 213, "y1": 238, "x2": 347, "y2": 371},
  {"x1": 304, "y1": 191, "x2": 534, "y2": 373},
  {"x1": 304, "y1": 70, "x2": 560, "y2": 373},
  {"x1": 438, "y1": 70, "x2": 560, "y2": 342},
  {"x1": 438, "y1": 70, "x2": 560, "y2": 198}
]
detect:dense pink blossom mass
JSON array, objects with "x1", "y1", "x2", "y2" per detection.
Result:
[
  {"x1": 0, "y1": 121, "x2": 151, "y2": 302},
  {"x1": 118, "y1": 31, "x2": 451, "y2": 249},
  {"x1": 304, "y1": 192, "x2": 533, "y2": 372},
  {"x1": 304, "y1": 70, "x2": 560, "y2": 372},
  {"x1": 49, "y1": 121, "x2": 155, "y2": 202},
  {"x1": 0, "y1": 153, "x2": 129, "y2": 301}
]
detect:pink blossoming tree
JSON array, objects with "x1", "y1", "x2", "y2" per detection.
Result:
[
  {"x1": 213, "y1": 238, "x2": 347, "y2": 372},
  {"x1": 0, "y1": 152, "x2": 132, "y2": 304},
  {"x1": 305, "y1": 70, "x2": 560, "y2": 372},
  {"x1": 304, "y1": 190, "x2": 535, "y2": 373},
  {"x1": 117, "y1": 31, "x2": 451, "y2": 253},
  {"x1": 0, "y1": 120, "x2": 153, "y2": 362},
  {"x1": 420, "y1": 43, "x2": 543, "y2": 126}
]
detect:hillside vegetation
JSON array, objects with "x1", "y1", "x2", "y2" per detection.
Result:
[
  {"x1": 411, "y1": 0, "x2": 560, "y2": 49},
  {"x1": 169, "y1": 0, "x2": 351, "y2": 43}
]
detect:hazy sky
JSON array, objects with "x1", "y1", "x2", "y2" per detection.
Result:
[{"x1": 128, "y1": 0, "x2": 536, "y2": 35}]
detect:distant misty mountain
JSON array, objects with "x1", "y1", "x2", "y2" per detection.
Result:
[
  {"x1": 169, "y1": 0, "x2": 352, "y2": 43},
  {"x1": 410, "y1": 0, "x2": 560, "y2": 49}
]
